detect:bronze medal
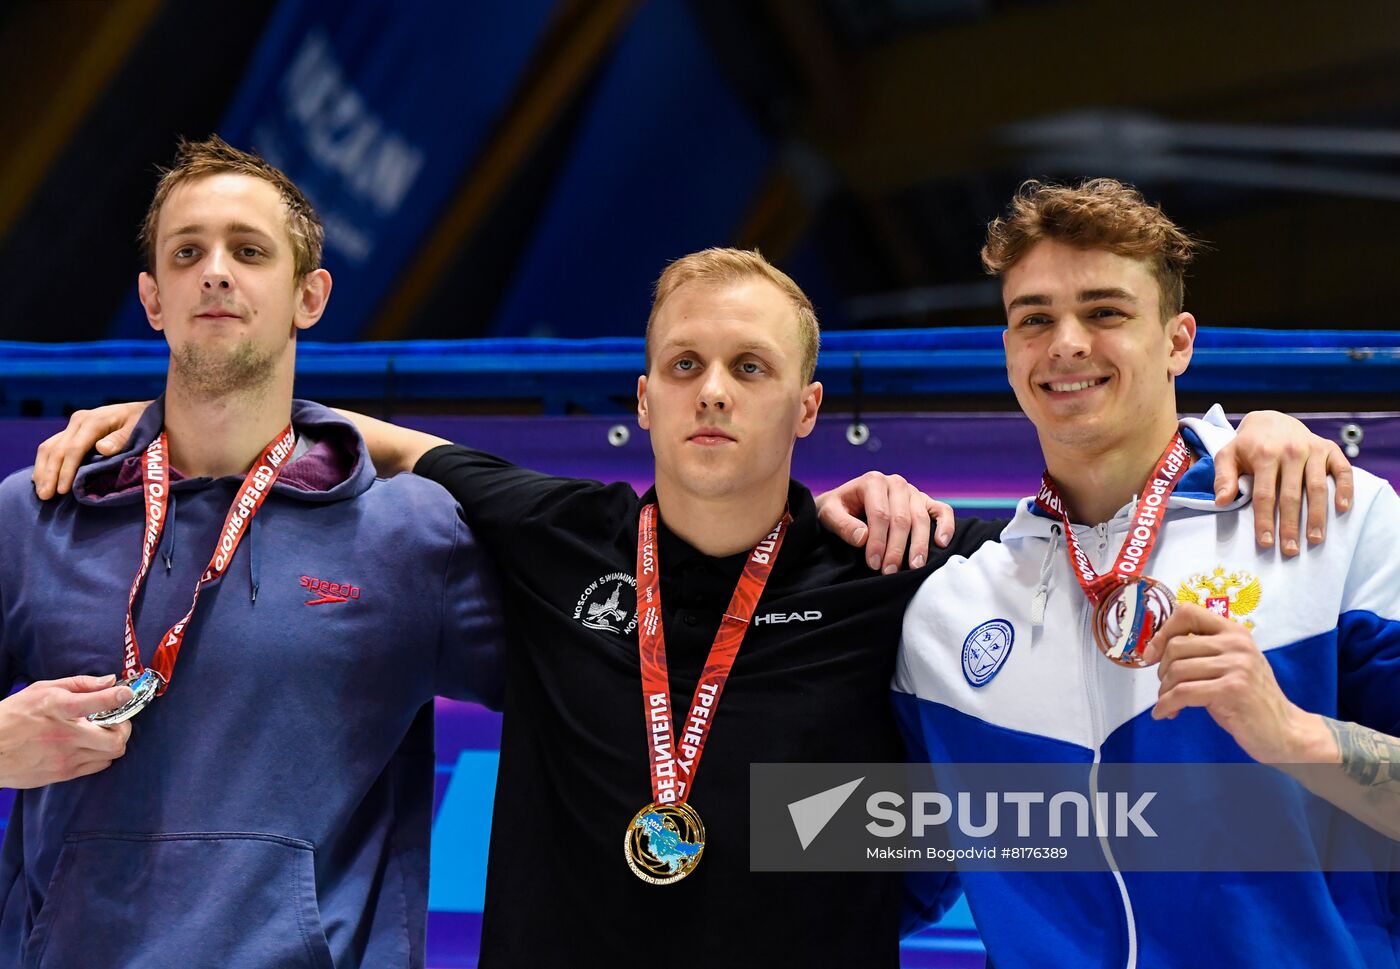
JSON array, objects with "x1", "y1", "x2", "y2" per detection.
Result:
[
  {"x1": 1092, "y1": 577, "x2": 1175, "y2": 667},
  {"x1": 1037, "y1": 433, "x2": 1192, "y2": 669}
]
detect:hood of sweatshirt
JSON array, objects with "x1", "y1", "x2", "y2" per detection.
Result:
[
  {"x1": 69, "y1": 397, "x2": 376, "y2": 604},
  {"x1": 73, "y1": 396, "x2": 373, "y2": 506},
  {"x1": 995, "y1": 406, "x2": 1252, "y2": 630}
]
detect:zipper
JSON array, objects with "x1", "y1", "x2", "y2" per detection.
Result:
[{"x1": 1081, "y1": 520, "x2": 1138, "y2": 969}]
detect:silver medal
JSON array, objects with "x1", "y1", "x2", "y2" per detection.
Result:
[{"x1": 87, "y1": 668, "x2": 164, "y2": 727}]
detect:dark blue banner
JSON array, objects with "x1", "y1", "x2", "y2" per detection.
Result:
[
  {"x1": 113, "y1": 0, "x2": 554, "y2": 341},
  {"x1": 490, "y1": 0, "x2": 774, "y2": 338}
]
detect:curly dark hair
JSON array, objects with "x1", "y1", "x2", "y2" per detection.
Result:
[{"x1": 982, "y1": 178, "x2": 1201, "y2": 317}]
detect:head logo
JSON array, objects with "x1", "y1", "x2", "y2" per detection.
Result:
[
  {"x1": 754, "y1": 610, "x2": 823, "y2": 626},
  {"x1": 962, "y1": 619, "x2": 1014, "y2": 687},
  {"x1": 572, "y1": 572, "x2": 638, "y2": 635}
]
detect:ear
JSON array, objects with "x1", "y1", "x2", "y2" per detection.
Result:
[
  {"x1": 1001, "y1": 327, "x2": 1011, "y2": 387},
  {"x1": 636, "y1": 374, "x2": 650, "y2": 430},
  {"x1": 1166, "y1": 312, "x2": 1196, "y2": 378},
  {"x1": 293, "y1": 269, "x2": 333, "y2": 332},
  {"x1": 138, "y1": 272, "x2": 164, "y2": 333},
  {"x1": 794, "y1": 381, "x2": 823, "y2": 439}
]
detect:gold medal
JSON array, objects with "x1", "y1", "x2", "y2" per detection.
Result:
[
  {"x1": 1092, "y1": 577, "x2": 1174, "y2": 667},
  {"x1": 626, "y1": 505, "x2": 786, "y2": 885},
  {"x1": 624, "y1": 801, "x2": 706, "y2": 884}
]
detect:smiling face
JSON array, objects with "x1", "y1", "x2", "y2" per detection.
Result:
[
  {"x1": 637, "y1": 276, "x2": 822, "y2": 505},
  {"x1": 1001, "y1": 239, "x2": 1195, "y2": 459},
  {"x1": 137, "y1": 172, "x2": 330, "y2": 397}
]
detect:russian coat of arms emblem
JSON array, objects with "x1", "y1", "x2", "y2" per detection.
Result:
[{"x1": 1175, "y1": 566, "x2": 1262, "y2": 627}]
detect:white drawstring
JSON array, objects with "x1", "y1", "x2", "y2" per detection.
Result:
[{"x1": 1031, "y1": 524, "x2": 1060, "y2": 629}]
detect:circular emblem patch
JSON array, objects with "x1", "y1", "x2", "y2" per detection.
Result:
[
  {"x1": 962, "y1": 619, "x2": 1014, "y2": 687},
  {"x1": 572, "y1": 571, "x2": 637, "y2": 635}
]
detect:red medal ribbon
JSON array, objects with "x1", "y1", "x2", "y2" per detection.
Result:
[
  {"x1": 1034, "y1": 431, "x2": 1191, "y2": 606},
  {"x1": 636, "y1": 503, "x2": 788, "y2": 805},
  {"x1": 122, "y1": 425, "x2": 296, "y2": 692}
]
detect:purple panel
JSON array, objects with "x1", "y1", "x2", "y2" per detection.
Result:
[
  {"x1": 396, "y1": 412, "x2": 1400, "y2": 500},
  {"x1": 0, "y1": 420, "x2": 65, "y2": 480},
  {"x1": 1290, "y1": 414, "x2": 1400, "y2": 486},
  {"x1": 430, "y1": 698, "x2": 502, "y2": 818},
  {"x1": 900, "y1": 937, "x2": 987, "y2": 969},
  {"x1": 1, "y1": 411, "x2": 1396, "y2": 504},
  {"x1": 434, "y1": 697, "x2": 502, "y2": 752},
  {"x1": 401, "y1": 413, "x2": 1044, "y2": 501},
  {"x1": 426, "y1": 912, "x2": 482, "y2": 969}
]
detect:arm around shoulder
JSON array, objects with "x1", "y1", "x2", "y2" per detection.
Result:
[
  {"x1": 334, "y1": 408, "x2": 450, "y2": 477},
  {"x1": 411, "y1": 443, "x2": 607, "y2": 550},
  {"x1": 1213, "y1": 476, "x2": 1400, "y2": 839},
  {"x1": 434, "y1": 509, "x2": 507, "y2": 710},
  {"x1": 937, "y1": 516, "x2": 1007, "y2": 561}
]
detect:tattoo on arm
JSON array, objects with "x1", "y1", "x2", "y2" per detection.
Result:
[{"x1": 1322, "y1": 717, "x2": 1400, "y2": 787}]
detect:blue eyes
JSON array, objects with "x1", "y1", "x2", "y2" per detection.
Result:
[{"x1": 672, "y1": 358, "x2": 764, "y2": 375}]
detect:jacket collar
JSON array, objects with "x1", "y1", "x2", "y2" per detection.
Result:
[
  {"x1": 636, "y1": 479, "x2": 819, "y2": 581},
  {"x1": 73, "y1": 396, "x2": 375, "y2": 506},
  {"x1": 1004, "y1": 406, "x2": 1249, "y2": 542}
]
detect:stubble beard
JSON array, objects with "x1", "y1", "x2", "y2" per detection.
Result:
[{"x1": 171, "y1": 338, "x2": 279, "y2": 399}]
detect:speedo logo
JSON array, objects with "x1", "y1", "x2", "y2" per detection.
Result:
[
  {"x1": 301, "y1": 575, "x2": 362, "y2": 606},
  {"x1": 753, "y1": 610, "x2": 822, "y2": 625}
]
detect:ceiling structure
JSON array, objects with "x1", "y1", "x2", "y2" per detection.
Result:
[{"x1": 0, "y1": 0, "x2": 1397, "y2": 343}]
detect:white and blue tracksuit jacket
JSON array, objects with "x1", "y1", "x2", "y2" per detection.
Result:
[{"x1": 895, "y1": 409, "x2": 1400, "y2": 969}]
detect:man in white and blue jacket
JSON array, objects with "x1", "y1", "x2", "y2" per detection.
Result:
[{"x1": 896, "y1": 179, "x2": 1400, "y2": 968}]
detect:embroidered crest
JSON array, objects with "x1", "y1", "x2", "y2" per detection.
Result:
[
  {"x1": 572, "y1": 572, "x2": 638, "y2": 635},
  {"x1": 962, "y1": 619, "x2": 1014, "y2": 687},
  {"x1": 1175, "y1": 566, "x2": 1261, "y2": 628}
]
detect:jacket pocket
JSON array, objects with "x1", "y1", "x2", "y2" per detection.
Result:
[{"x1": 27, "y1": 831, "x2": 335, "y2": 969}]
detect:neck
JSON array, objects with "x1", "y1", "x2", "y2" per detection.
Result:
[
  {"x1": 1041, "y1": 414, "x2": 1182, "y2": 526},
  {"x1": 653, "y1": 476, "x2": 789, "y2": 558},
  {"x1": 163, "y1": 377, "x2": 294, "y2": 479}
]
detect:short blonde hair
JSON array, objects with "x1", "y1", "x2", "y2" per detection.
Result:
[
  {"x1": 142, "y1": 135, "x2": 323, "y2": 279},
  {"x1": 982, "y1": 179, "x2": 1200, "y2": 318},
  {"x1": 646, "y1": 247, "x2": 821, "y2": 383}
]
